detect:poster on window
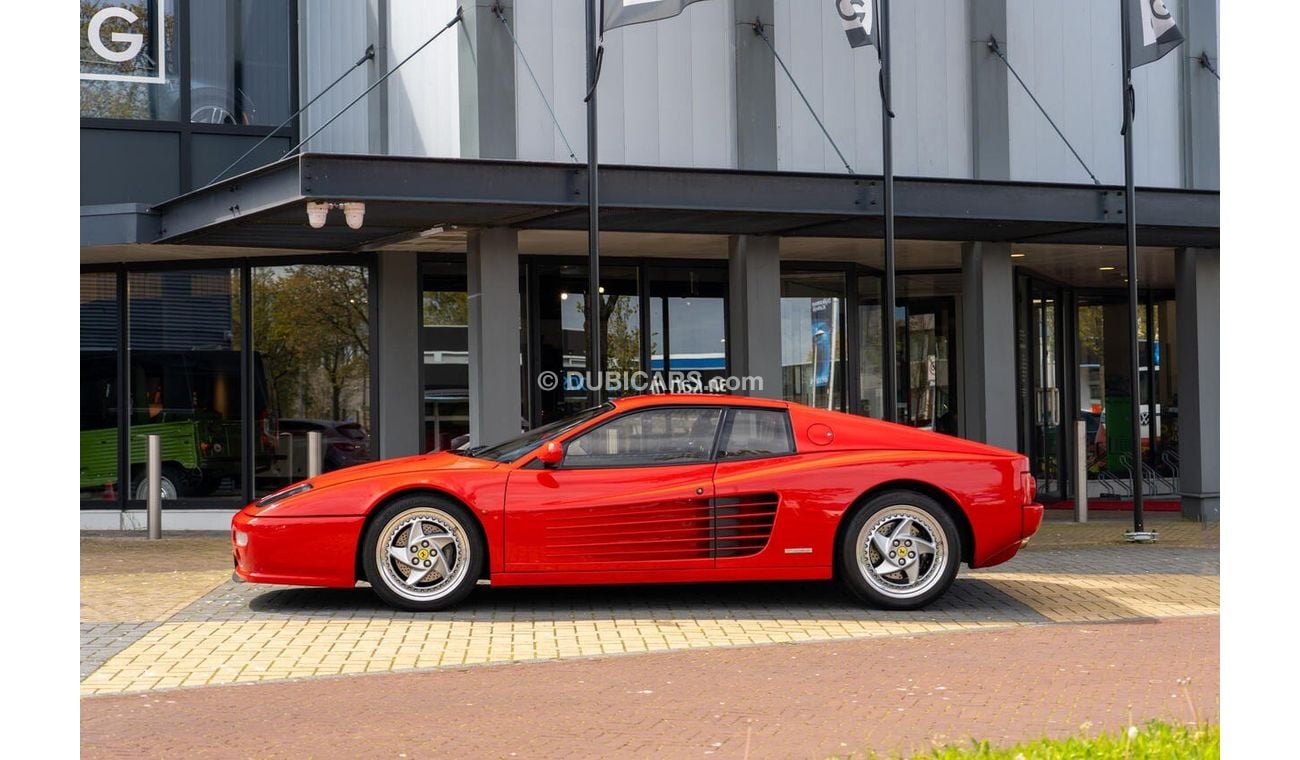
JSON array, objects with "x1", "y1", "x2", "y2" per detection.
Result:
[
  {"x1": 810, "y1": 297, "x2": 840, "y2": 410},
  {"x1": 80, "y1": 1, "x2": 167, "y2": 83}
]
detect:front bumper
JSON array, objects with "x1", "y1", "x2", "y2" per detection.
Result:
[{"x1": 231, "y1": 506, "x2": 365, "y2": 588}]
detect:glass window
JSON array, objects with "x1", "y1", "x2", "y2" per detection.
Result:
[
  {"x1": 565, "y1": 408, "x2": 722, "y2": 467},
  {"x1": 127, "y1": 269, "x2": 244, "y2": 504},
  {"x1": 532, "y1": 263, "x2": 642, "y2": 424},
  {"x1": 648, "y1": 267, "x2": 728, "y2": 389},
  {"x1": 81, "y1": 273, "x2": 120, "y2": 501},
  {"x1": 189, "y1": 0, "x2": 291, "y2": 125},
  {"x1": 717, "y1": 409, "x2": 793, "y2": 460},
  {"x1": 80, "y1": 0, "x2": 180, "y2": 120},
  {"x1": 894, "y1": 273, "x2": 961, "y2": 431},
  {"x1": 781, "y1": 271, "x2": 847, "y2": 411},
  {"x1": 252, "y1": 264, "x2": 372, "y2": 496},
  {"x1": 422, "y1": 261, "x2": 469, "y2": 452},
  {"x1": 857, "y1": 274, "x2": 884, "y2": 419}
]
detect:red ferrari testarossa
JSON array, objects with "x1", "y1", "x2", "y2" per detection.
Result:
[{"x1": 233, "y1": 394, "x2": 1043, "y2": 611}]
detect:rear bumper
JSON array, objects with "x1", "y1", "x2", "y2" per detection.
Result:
[
  {"x1": 973, "y1": 502, "x2": 1045, "y2": 568},
  {"x1": 1022, "y1": 502, "x2": 1045, "y2": 542},
  {"x1": 231, "y1": 507, "x2": 364, "y2": 588}
]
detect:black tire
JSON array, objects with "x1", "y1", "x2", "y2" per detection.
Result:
[
  {"x1": 132, "y1": 464, "x2": 189, "y2": 500},
  {"x1": 362, "y1": 494, "x2": 485, "y2": 612},
  {"x1": 838, "y1": 490, "x2": 962, "y2": 610}
]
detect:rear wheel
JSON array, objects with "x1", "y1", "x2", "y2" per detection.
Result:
[
  {"x1": 838, "y1": 490, "x2": 961, "y2": 610},
  {"x1": 362, "y1": 495, "x2": 484, "y2": 611}
]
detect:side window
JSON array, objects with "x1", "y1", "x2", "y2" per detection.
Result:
[
  {"x1": 565, "y1": 408, "x2": 722, "y2": 467},
  {"x1": 718, "y1": 409, "x2": 794, "y2": 460}
]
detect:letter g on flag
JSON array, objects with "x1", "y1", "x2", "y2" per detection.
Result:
[{"x1": 836, "y1": 0, "x2": 874, "y2": 49}]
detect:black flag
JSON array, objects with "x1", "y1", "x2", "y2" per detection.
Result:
[
  {"x1": 836, "y1": 0, "x2": 876, "y2": 49},
  {"x1": 1128, "y1": 0, "x2": 1185, "y2": 68}
]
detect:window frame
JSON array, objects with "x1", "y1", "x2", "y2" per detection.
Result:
[
  {"x1": 557, "y1": 405, "x2": 727, "y2": 470},
  {"x1": 79, "y1": 0, "x2": 299, "y2": 192},
  {"x1": 79, "y1": 252, "x2": 377, "y2": 512},
  {"x1": 714, "y1": 407, "x2": 797, "y2": 463}
]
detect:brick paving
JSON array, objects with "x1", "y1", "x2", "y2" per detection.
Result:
[
  {"x1": 80, "y1": 614, "x2": 1219, "y2": 758},
  {"x1": 80, "y1": 622, "x2": 161, "y2": 679},
  {"x1": 79, "y1": 519, "x2": 1219, "y2": 755},
  {"x1": 79, "y1": 547, "x2": 1216, "y2": 695}
]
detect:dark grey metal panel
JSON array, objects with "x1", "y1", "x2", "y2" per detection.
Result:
[
  {"x1": 970, "y1": 0, "x2": 1009, "y2": 180},
  {"x1": 81, "y1": 204, "x2": 161, "y2": 246},
  {"x1": 189, "y1": 134, "x2": 293, "y2": 190},
  {"x1": 734, "y1": 0, "x2": 776, "y2": 171},
  {"x1": 1183, "y1": 0, "x2": 1220, "y2": 190},
  {"x1": 460, "y1": 0, "x2": 517, "y2": 160},
  {"x1": 81, "y1": 129, "x2": 181, "y2": 206}
]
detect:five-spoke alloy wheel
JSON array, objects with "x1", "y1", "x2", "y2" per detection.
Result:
[
  {"x1": 839, "y1": 490, "x2": 961, "y2": 610},
  {"x1": 362, "y1": 495, "x2": 485, "y2": 611}
]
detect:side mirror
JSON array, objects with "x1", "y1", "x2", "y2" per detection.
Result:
[{"x1": 537, "y1": 440, "x2": 564, "y2": 467}]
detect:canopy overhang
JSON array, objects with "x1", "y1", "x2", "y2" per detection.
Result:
[{"x1": 144, "y1": 153, "x2": 1219, "y2": 251}]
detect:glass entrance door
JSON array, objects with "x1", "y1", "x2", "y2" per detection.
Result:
[
  {"x1": 1074, "y1": 290, "x2": 1178, "y2": 500},
  {"x1": 1016, "y1": 277, "x2": 1066, "y2": 501},
  {"x1": 895, "y1": 298, "x2": 958, "y2": 432}
]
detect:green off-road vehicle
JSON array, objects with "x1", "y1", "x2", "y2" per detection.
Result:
[{"x1": 81, "y1": 350, "x2": 276, "y2": 500}]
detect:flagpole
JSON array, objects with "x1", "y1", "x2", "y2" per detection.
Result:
[
  {"x1": 879, "y1": 0, "x2": 898, "y2": 423},
  {"x1": 1120, "y1": 1, "x2": 1149, "y2": 539},
  {"x1": 585, "y1": 0, "x2": 604, "y2": 405}
]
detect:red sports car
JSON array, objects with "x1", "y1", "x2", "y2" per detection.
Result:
[{"x1": 232, "y1": 395, "x2": 1043, "y2": 611}]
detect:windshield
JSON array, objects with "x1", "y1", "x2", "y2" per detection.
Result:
[{"x1": 468, "y1": 403, "x2": 613, "y2": 463}]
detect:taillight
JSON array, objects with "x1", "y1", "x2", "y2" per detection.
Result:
[{"x1": 1020, "y1": 471, "x2": 1037, "y2": 505}]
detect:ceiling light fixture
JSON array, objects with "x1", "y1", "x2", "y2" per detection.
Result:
[
  {"x1": 306, "y1": 201, "x2": 331, "y2": 229},
  {"x1": 305, "y1": 201, "x2": 367, "y2": 229},
  {"x1": 341, "y1": 202, "x2": 366, "y2": 230}
]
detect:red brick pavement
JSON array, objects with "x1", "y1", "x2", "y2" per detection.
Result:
[{"x1": 81, "y1": 615, "x2": 1218, "y2": 759}]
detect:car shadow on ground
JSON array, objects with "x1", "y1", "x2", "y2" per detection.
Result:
[{"x1": 236, "y1": 576, "x2": 1051, "y2": 624}]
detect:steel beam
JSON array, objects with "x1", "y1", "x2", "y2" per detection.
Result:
[{"x1": 151, "y1": 155, "x2": 1219, "y2": 249}]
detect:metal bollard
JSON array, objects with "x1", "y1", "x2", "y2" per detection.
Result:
[
  {"x1": 1074, "y1": 420, "x2": 1088, "y2": 523},
  {"x1": 147, "y1": 433, "x2": 162, "y2": 539},
  {"x1": 307, "y1": 430, "x2": 324, "y2": 478}
]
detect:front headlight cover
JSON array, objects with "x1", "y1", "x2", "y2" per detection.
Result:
[{"x1": 256, "y1": 482, "x2": 313, "y2": 509}]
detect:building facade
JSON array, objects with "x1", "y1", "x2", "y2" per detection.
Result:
[{"x1": 80, "y1": 0, "x2": 1219, "y2": 528}]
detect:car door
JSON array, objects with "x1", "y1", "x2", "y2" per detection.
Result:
[
  {"x1": 503, "y1": 407, "x2": 722, "y2": 573},
  {"x1": 710, "y1": 407, "x2": 824, "y2": 571}
]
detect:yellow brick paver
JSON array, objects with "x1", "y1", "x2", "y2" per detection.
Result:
[
  {"x1": 81, "y1": 570, "x2": 232, "y2": 623},
  {"x1": 80, "y1": 569, "x2": 1219, "y2": 696},
  {"x1": 976, "y1": 571, "x2": 1220, "y2": 623}
]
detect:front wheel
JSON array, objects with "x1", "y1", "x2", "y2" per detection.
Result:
[
  {"x1": 838, "y1": 490, "x2": 962, "y2": 610},
  {"x1": 362, "y1": 495, "x2": 484, "y2": 611}
]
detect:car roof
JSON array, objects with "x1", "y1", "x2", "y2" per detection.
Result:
[{"x1": 609, "y1": 394, "x2": 789, "y2": 411}]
